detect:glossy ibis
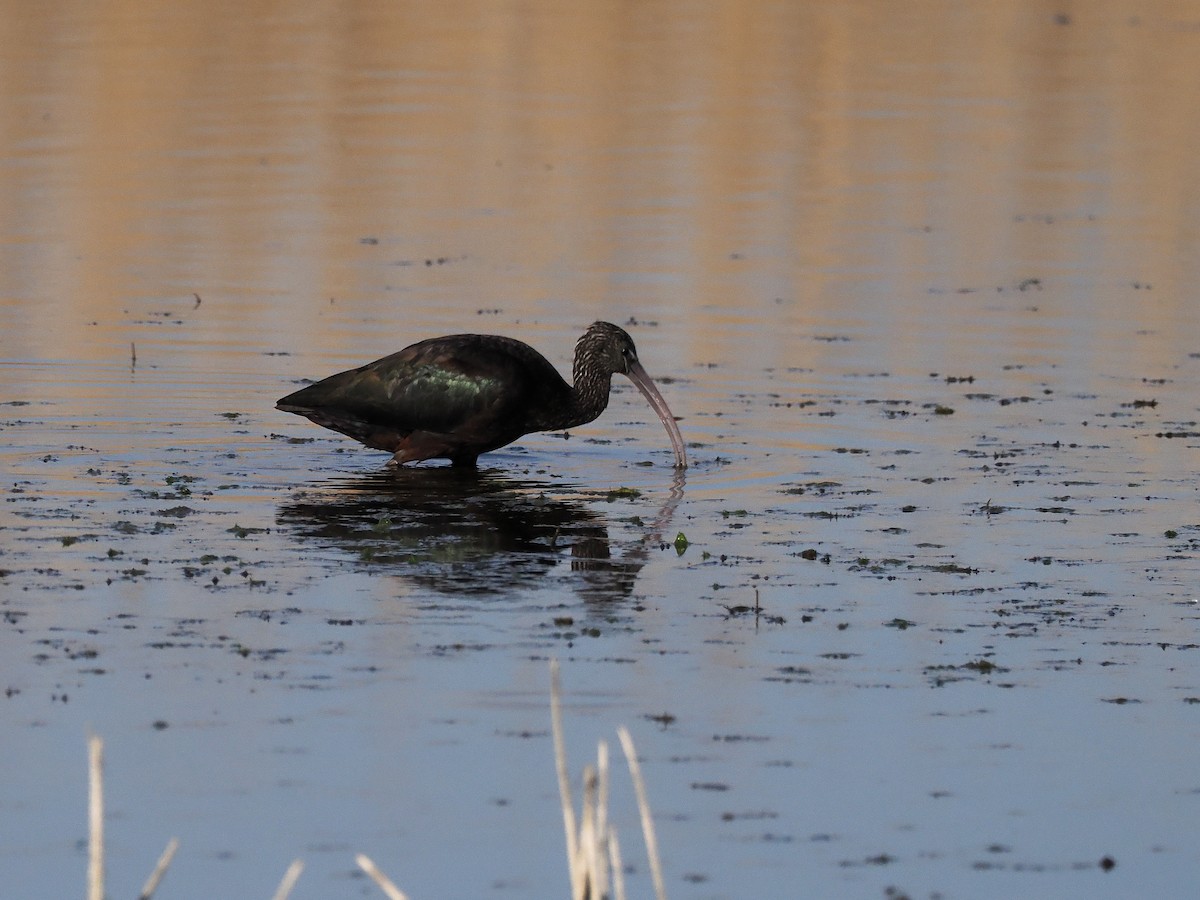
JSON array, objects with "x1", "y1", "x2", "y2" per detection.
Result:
[{"x1": 277, "y1": 321, "x2": 687, "y2": 468}]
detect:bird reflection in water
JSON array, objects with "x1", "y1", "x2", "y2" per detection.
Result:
[{"x1": 276, "y1": 466, "x2": 685, "y2": 604}]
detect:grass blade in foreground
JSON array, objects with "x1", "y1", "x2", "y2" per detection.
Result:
[
  {"x1": 552, "y1": 659, "x2": 669, "y2": 900},
  {"x1": 87, "y1": 734, "x2": 104, "y2": 900},
  {"x1": 270, "y1": 858, "x2": 304, "y2": 900},
  {"x1": 138, "y1": 837, "x2": 180, "y2": 899},
  {"x1": 356, "y1": 853, "x2": 411, "y2": 900},
  {"x1": 618, "y1": 727, "x2": 666, "y2": 900}
]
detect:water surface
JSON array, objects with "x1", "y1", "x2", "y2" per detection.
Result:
[{"x1": 3, "y1": 2, "x2": 1200, "y2": 898}]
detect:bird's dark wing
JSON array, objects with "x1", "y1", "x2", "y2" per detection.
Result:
[{"x1": 277, "y1": 334, "x2": 570, "y2": 454}]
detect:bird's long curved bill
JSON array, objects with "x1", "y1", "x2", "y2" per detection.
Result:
[{"x1": 626, "y1": 359, "x2": 687, "y2": 468}]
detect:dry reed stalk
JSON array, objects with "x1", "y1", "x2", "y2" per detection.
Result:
[
  {"x1": 608, "y1": 826, "x2": 627, "y2": 900},
  {"x1": 593, "y1": 740, "x2": 611, "y2": 900},
  {"x1": 87, "y1": 734, "x2": 104, "y2": 900},
  {"x1": 617, "y1": 726, "x2": 666, "y2": 900},
  {"x1": 578, "y1": 762, "x2": 594, "y2": 889},
  {"x1": 554, "y1": 660, "x2": 667, "y2": 900},
  {"x1": 550, "y1": 658, "x2": 586, "y2": 898},
  {"x1": 270, "y1": 858, "x2": 304, "y2": 900},
  {"x1": 138, "y1": 836, "x2": 179, "y2": 899},
  {"x1": 355, "y1": 853, "x2": 410, "y2": 900},
  {"x1": 579, "y1": 762, "x2": 607, "y2": 900}
]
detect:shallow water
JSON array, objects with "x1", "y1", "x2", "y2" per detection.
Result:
[{"x1": 3, "y1": 2, "x2": 1200, "y2": 898}]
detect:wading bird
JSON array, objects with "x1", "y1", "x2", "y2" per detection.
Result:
[{"x1": 277, "y1": 321, "x2": 687, "y2": 468}]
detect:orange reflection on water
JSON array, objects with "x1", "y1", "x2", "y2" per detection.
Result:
[{"x1": 0, "y1": 0, "x2": 1197, "y2": 384}]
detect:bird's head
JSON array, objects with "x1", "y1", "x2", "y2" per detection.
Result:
[
  {"x1": 575, "y1": 321, "x2": 639, "y2": 379},
  {"x1": 574, "y1": 321, "x2": 687, "y2": 468}
]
